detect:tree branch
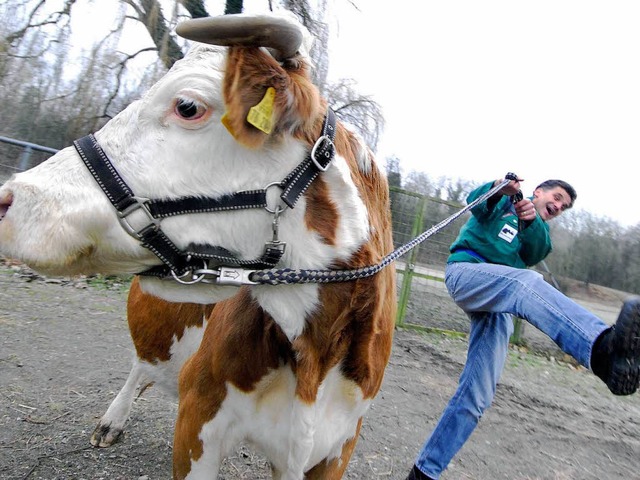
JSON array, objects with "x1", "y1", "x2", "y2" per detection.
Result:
[
  {"x1": 5, "y1": 0, "x2": 76, "y2": 45},
  {"x1": 179, "y1": 0, "x2": 210, "y2": 18},
  {"x1": 126, "y1": 0, "x2": 184, "y2": 69},
  {"x1": 101, "y1": 47, "x2": 158, "y2": 118}
]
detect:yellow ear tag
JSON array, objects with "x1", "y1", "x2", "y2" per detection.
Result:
[
  {"x1": 221, "y1": 112, "x2": 237, "y2": 138},
  {"x1": 246, "y1": 87, "x2": 275, "y2": 134}
]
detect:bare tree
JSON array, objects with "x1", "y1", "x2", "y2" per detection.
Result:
[
  {"x1": 3, "y1": 0, "x2": 75, "y2": 46},
  {"x1": 123, "y1": 0, "x2": 185, "y2": 69},
  {"x1": 1, "y1": 0, "x2": 384, "y2": 154},
  {"x1": 445, "y1": 178, "x2": 476, "y2": 204},
  {"x1": 325, "y1": 78, "x2": 384, "y2": 151},
  {"x1": 385, "y1": 155, "x2": 402, "y2": 188},
  {"x1": 179, "y1": 0, "x2": 210, "y2": 18}
]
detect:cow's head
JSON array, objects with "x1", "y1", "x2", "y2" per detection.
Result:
[{"x1": 0, "y1": 12, "x2": 388, "y2": 307}]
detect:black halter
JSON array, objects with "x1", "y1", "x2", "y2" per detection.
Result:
[{"x1": 73, "y1": 108, "x2": 336, "y2": 284}]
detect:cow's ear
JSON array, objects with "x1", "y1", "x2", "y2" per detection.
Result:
[{"x1": 222, "y1": 47, "x2": 321, "y2": 148}]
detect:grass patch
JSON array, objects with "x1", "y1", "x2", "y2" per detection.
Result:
[{"x1": 85, "y1": 274, "x2": 133, "y2": 292}]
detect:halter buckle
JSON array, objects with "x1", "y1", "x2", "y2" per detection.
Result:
[
  {"x1": 117, "y1": 196, "x2": 160, "y2": 240},
  {"x1": 310, "y1": 135, "x2": 334, "y2": 172}
]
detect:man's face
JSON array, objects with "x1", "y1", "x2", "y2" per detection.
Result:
[{"x1": 532, "y1": 186, "x2": 572, "y2": 221}]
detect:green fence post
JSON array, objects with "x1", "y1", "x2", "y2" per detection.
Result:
[
  {"x1": 396, "y1": 195, "x2": 427, "y2": 326},
  {"x1": 510, "y1": 316, "x2": 525, "y2": 345}
]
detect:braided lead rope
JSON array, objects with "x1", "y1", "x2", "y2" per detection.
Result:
[{"x1": 249, "y1": 178, "x2": 511, "y2": 285}]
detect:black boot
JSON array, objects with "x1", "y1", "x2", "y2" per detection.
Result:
[
  {"x1": 405, "y1": 465, "x2": 434, "y2": 480},
  {"x1": 591, "y1": 296, "x2": 640, "y2": 396}
]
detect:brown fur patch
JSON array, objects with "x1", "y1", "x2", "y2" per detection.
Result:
[
  {"x1": 303, "y1": 177, "x2": 340, "y2": 246},
  {"x1": 172, "y1": 287, "x2": 292, "y2": 476},
  {"x1": 127, "y1": 277, "x2": 213, "y2": 363}
]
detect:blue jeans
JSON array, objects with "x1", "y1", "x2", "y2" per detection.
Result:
[{"x1": 414, "y1": 262, "x2": 610, "y2": 479}]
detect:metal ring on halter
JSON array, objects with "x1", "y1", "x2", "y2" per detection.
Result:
[
  {"x1": 264, "y1": 182, "x2": 289, "y2": 214},
  {"x1": 170, "y1": 259, "x2": 209, "y2": 285}
]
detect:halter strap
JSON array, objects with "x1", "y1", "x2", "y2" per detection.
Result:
[{"x1": 72, "y1": 108, "x2": 336, "y2": 280}]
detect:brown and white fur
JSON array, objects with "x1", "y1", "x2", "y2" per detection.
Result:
[
  {"x1": 0, "y1": 12, "x2": 396, "y2": 479},
  {"x1": 91, "y1": 277, "x2": 213, "y2": 447}
]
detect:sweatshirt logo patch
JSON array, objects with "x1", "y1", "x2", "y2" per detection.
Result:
[{"x1": 498, "y1": 223, "x2": 518, "y2": 243}]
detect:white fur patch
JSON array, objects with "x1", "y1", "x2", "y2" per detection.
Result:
[
  {"x1": 188, "y1": 363, "x2": 369, "y2": 479},
  {"x1": 141, "y1": 317, "x2": 207, "y2": 397}
]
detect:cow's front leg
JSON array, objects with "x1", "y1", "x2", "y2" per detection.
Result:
[
  {"x1": 281, "y1": 399, "x2": 318, "y2": 479},
  {"x1": 91, "y1": 358, "x2": 150, "y2": 447},
  {"x1": 172, "y1": 354, "x2": 234, "y2": 480}
]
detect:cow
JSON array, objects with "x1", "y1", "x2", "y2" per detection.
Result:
[{"x1": 0, "y1": 11, "x2": 396, "y2": 480}]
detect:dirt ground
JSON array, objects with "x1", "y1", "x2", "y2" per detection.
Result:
[{"x1": 1, "y1": 264, "x2": 639, "y2": 480}]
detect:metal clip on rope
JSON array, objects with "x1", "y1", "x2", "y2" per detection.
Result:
[
  {"x1": 505, "y1": 172, "x2": 523, "y2": 204},
  {"x1": 504, "y1": 172, "x2": 526, "y2": 231}
]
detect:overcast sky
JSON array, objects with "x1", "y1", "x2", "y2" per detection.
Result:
[{"x1": 324, "y1": 1, "x2": 640, "y2": 227}]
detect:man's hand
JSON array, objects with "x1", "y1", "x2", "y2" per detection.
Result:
[
  {"x1": 495, "y1": 175, "x2": 523, "y2": 196},
  {"x1": 514, "y1": 198, "x2": 537, "y2": 222}
]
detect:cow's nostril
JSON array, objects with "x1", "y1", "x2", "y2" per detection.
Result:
[{"x1": 0, "y1": 192, "x2": 13, "y2": 221}]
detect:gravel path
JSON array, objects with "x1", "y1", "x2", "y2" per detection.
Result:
[{"x1": 1, "y1": 267, "x2": 639, "y2": 480}]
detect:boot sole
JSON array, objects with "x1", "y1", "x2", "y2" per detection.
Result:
[
  {"x1": 609, "y1": 356, "x2": 640, "y2": 395},
  {"x1": 609, "y1": 297, "x2": 640, "y2": 396}
]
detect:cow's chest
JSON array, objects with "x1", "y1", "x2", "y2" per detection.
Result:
[{"x1": 189, "y1": 363, "x2": 371, "y2": 475}]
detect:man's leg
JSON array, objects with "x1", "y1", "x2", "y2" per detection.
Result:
[
  {"x1": 410, "y1": 311, "x2": 514, "y2": 480},
  {"x1": 444, "y1": 262, "x2": 607, "y2": 367},
  {"x1": 446, "y1": 262, "x2": 640, "y2": 394}
]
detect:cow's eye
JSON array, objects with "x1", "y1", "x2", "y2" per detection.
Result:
[{"x1": 175, "y1": 98, "x2": 206, "y2": 119}]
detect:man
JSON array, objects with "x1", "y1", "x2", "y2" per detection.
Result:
[{"x1": 406, "y1": 174, "x2": 640, "y2": 480}]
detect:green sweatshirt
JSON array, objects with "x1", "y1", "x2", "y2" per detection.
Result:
[{"x1": 447, "y1": 181, "x2": 552, "y2": 268}]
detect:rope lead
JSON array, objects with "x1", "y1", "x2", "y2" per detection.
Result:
[{"x1": 250, "y1": 177, "x2": 513, "y2": 285}]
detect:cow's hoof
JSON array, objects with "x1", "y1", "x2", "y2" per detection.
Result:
[{"x1": 90, "y1": 422, "x2": 124, "y2": 447}]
